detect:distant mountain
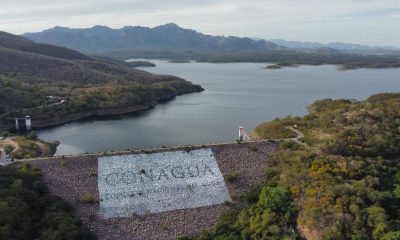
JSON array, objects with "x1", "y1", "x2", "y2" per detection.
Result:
[
  {"x1": 0, "y1": 31, "x2": 202, "y2": 128},
  {"x1": 22, "y1": 23, "x2": 287, "y2": 56},
  {"x1": 269, "y1": 39, "x2": 400, "y2": 55},
  {"x1": 23, "y1": 23, "x2": 400, "y2": 58}
]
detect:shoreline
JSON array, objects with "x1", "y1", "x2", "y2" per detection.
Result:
[
  {"x1": 1, "y1": 88, "x2": 203, "y2": 131},
  {"x1": 131, "y1": 58, "x2": 400, "y2": 70},
  {"x1": 31, "y1": 104, "x2": 154, "y2": 129}
]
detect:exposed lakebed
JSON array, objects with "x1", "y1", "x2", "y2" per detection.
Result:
[{"x1": 37, "y1": 60, "x2": 400, "y2": 155}]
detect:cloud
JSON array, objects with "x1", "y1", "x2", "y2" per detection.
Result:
[
  {"x1": 339, "y1": 7, "x2": 400, "y2": 18},
  {"x1": 0, "y1": 0, "x2": 399, "y2": 46}
]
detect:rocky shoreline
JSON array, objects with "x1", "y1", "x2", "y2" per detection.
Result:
[
  {"x1": 31, "y1": 104, "x2": 155, "y2": 129},
  {"x1": 33, "y1": 88, "x2": 204, "y2": 129},
  {"x1": 0, "y1": 87, "x2": 203, "y2": 131}
]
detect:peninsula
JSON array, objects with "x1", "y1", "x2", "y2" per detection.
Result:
[{"x1": 0, "y1": 31, "x2": 203, "y2": 131}]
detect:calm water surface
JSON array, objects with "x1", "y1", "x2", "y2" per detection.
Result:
[{"x1": 37, "y1": 60, "x2": 400, "y2": 155}]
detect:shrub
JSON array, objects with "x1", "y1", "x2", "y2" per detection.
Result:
[
  {"x1": 79, "y1": 193, "x2": 96, "y2": 204},
  {"x1": 224, "y1": 173, "x2": 239, "y2": 183},
  {"x1": 249, "y1": 146, "x2": 258, "y2": 152},
  {"x1": 12, "y1": 137, "x2": 41, "y2": 159},
  {"x1": 3, "y1": 145, "x2": 14, "y2": 154},
  {"x1": 59, "y1": 159, "x2": 66, "y2": 167},
  {"x1": 244, "y1": 186, "x2": 262, "y2": 204},
  {"x1": 279, "y1": 140, "x2": 300, "y2": 150},
  {"x1": 184, "y1": 146, "x2": 193, "y2": 152},
  {"x1": 223, "y1": 200, "x2": 233, "y2": 206},
  {"x1": 28, "y1": 130, "x2": 38, "y2": 140},
  {"x1": 382, "y1": 231, "x2": 400, "y2": 240}
]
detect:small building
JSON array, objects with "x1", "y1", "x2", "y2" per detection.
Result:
[
  {"x1": 238, "y1": 126, "x2": 252, "y2": 142},
  {"x1": 8, "y1": 115, "x2": 32, "y2": 132}
]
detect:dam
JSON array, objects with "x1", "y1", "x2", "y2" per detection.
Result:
[{"x1": 23, "y1": 141, "x2": 276, "y2": 240}]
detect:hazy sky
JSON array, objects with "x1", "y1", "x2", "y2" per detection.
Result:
[{"x1": 1, "y1": 0, "x2": 399, "y2": 46}]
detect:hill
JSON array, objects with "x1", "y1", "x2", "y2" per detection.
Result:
[
  {"x1": 189, "y1": 92, "x2": 400, "y2": 240},
  {"x1": 0, "y1": 31, "x2": 203, "y2": 129},
  {"x1": 269, "y1": 39, "x2": 400, "y2": 55},
  {"x1": 0, "y1": 31, "x2": 90, "y2": 60}
]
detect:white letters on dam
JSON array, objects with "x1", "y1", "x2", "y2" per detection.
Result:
[{"x1": 98, "y1": 148, "x2": 231, "y2": 219}]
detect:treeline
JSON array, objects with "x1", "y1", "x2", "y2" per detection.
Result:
[
  {"x1": 187, "y1": 93, "x2": 400, "y2": 240},
  {"x1": 194, "y1": 52, "x2": 400, "y2": 70},
  {"x1": 1, "y1": 80, "x2": 202, "y2": 123},
  {"x1": 0, "y1": 78, "x2": 203, "y2": 128},
  {"x1": 0, "y1": 78, "x2": 45, "y2": 114},
  {"x1": 0, "y1": 164, "x2": 96, "y2": 239},
  {"x1": 61, "y1": 84, "x2": 178, "y2": 111},
  {"x1": 105, "y1": 50, "x2": 400, "y2": 70}
]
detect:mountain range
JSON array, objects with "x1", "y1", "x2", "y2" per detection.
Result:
[
  {"x1": 268, "y1": 39, "x2": 400, "y2": 55},
  {"x1": 23, "y1": 23, "x2": 400, "y2": 58},
  {"x1": 23, "y1": 23, "x2": 286, "y2": 56}
]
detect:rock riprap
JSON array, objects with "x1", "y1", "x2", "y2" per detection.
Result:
[{"x1": 98, "y1": 148, "x2": 231, "y2": 219}]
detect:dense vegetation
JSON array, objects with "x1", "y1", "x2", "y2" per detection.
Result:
[
  {"x1": 87, "y1": 50, "x2": 400, "y2": 70},
  {"x1": 0, "y1": 79, "x2": 45, "y2": 114},
  {"x1": 195, "y1": 52, "x2": 400, "y2": 70},
  {"x1": 126, "y1": 61, "x2": 156, "y2": 68},
  {"x1": 111, "y1": 51, "x2": 400, "y2": 70},
  {"x1": 0, "y1": 164, "x2": 95, "y2": 239},
  {"x1": 0, "y1": 31, "x2": 203, "y2": 129},
  {"x1": 8, "y1": 134, "x2": 58, "y2": 159},
  {"x1": 188, "y1": 93, "x2": 400, "y2": 240}
]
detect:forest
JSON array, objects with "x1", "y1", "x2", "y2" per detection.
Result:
[
  {"x1": 186, "y1": 93, "x2": 400, "y2": 240},
  {"x1": 0, "y1": 164, "x2": 96, "y2": 239}
]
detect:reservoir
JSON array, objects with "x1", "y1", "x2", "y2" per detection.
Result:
[{"x1": 37, "y1": 61, "x2": 400, "y2": 155}]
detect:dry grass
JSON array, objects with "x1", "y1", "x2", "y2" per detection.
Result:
[{"x1": 253, "y1": 121, "x2": 297, "y2": 140}]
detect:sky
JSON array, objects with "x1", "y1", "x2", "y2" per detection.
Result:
[{"x1": 0, "y1": 0, "x2": 399, "y2": 47}]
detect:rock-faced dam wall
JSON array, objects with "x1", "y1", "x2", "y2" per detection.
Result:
[{"x1": 25, "y1": 141, "x2": 276, "y2": 240}]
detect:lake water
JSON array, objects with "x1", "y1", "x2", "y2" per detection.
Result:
[{"x1": 37, "y1": 60, "x2": 400, "y2": 155}]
